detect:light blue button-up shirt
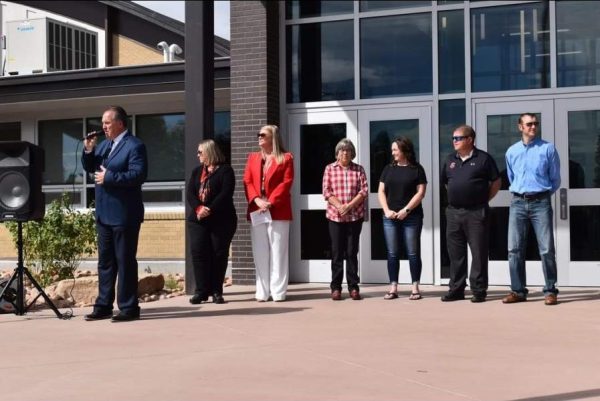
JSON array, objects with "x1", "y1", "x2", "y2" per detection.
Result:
[{"x1": 505, "y1": 137, "x2": 561, "y2": 194}]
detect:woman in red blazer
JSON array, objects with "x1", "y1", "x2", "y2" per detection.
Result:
[{"x1": 243, "y1": 124, "x2": 294, "y2": 302}]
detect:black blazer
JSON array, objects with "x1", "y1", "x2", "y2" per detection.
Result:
[{"x1": 186, "y1": 164, "x2": 236, "y2": 223}]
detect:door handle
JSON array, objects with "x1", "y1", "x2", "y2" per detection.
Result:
[{"x1": 559, "y1": 188, "x2": 568, "y2": 220}]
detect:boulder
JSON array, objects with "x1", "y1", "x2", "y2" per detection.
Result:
[
  {"x1": 137, "y1": 273, "x2": 165, "y2": 296},
  {"x1": 54, "y1": 276, "x2": 99, "y2": 305}
]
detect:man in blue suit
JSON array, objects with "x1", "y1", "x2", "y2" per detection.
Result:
[{"x1": 82, "y1": 106, "x2": 148, "y2": 322}]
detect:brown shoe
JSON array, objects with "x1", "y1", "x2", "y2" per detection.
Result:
[
  {"x1": 502, "y1": 292, "x2": 527, "y2": 304},
  {"x1": 350, "y1": 289, "x2": 362, "y2": 301},
  {"x1": 544, "y1": 293, "x2": 558, "y2": 306},
  {"x1": 331, "y1": 290, "x2": 342, "y2": 301}
]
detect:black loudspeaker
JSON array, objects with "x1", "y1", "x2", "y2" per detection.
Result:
[{"x1": 0, "y1": 141, "x2": 45, "y2": 222}]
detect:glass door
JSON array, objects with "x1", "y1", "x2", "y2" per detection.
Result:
[
  {"x1": 474, "y1": 99, "x2": 555, "y2": 286},
  {"x1": 555, "y1": 97, "x2": 600, "y2": 286},
  {"x1": 358, "y1": 106, "x2": 434, "y2": 284},
  {"x1": 288, "y1": 110, "x2": 358, "y2": 283}
]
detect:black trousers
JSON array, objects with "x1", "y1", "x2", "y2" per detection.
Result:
[
  {"x1": 328, "y1": 219, "x2": 363, "y2": 292},
  {"x1": 187, "y1": 215, "x2": 237, "y2": 297},
  {"x1": 445, "y1": 206, "x2": 489, "y2": 296}
]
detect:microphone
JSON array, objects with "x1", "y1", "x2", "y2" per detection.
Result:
[{"x1": 84, "y1": 130, "x2": 103, "y2": 140}]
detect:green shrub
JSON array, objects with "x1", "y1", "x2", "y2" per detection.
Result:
[{"x1": 4, "y1": 193, "x2": 97, "y2": 287}]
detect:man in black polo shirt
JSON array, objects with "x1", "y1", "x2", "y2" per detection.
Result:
[{"x1": 441, "y1": 125, "x2": 501, "y2": 303}]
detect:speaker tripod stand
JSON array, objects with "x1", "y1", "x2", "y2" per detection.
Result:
[{"x1": 0, "y1": 222, "x2": 64, "y2": 319}]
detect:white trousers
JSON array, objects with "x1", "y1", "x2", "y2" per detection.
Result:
[{"x1": 251, "y1": 220, "x2": 290, "y2": 301}]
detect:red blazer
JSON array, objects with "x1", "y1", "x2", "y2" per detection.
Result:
[{"x1": 243, "y1": 152, "x2": 294, "y2": 221}]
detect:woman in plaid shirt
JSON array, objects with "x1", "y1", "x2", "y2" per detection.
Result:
[{"x1": 322, "y1": 139, "x2": 368, "y2": 301}]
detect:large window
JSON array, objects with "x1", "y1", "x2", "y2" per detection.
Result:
[
  {"x1": 471, "y1": 3, "x2": 550, "y2": 92},
  {"x1": 47, "y1": 20, "x2": 98, "y2": 71},
  {"x1": 287, "y1": 21, "x2": 354, "y2": 103},
  {"x1": 38, "y1": 119, "x2": 84, "y2": 185},
  {"x1": 438, "y1": 10, "x2": 464, "y2": 94},
  {"x1": 557, "y1": 1, "x2": 600, "y2": 87},
  {"x1": 286, "y1": 1, "x2": 353, "y2": 19},
  {"x1": 361, "y1": 13, "x2": 432, "y2": 98}
]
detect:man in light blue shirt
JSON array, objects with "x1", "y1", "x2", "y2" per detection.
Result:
[{"x1": 503, "y1": 113, "x2": 560, "y2": 306}]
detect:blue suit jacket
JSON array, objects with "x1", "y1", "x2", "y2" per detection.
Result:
[{"x1": 82, "y1": 132, "x2": 148, "y2": 226}]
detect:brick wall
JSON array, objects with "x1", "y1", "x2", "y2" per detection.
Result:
[
  {"x1": 113, "y1": 35, "x2": 165, "y2": 66},
  {"x1": 230, "y1": 1, "x2": 280, "y2": 284}
]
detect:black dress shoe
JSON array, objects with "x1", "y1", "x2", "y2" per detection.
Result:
[
  {"x1": 213, "y1": 294, "x2": 225, "y2": 304},
  {"x1": 189, "y1": 294, "x2": 208, "y2": 305},
  {"x1": 111, "y1": 312, "x2": 140, "y2": 322},
  {"x1": 441, "y1": 292, "x2": 465, "y2": 302},
  {"x1": 84, "y1": 311, "x2": 113, "y2": 321},
  {"x1": 471, "y1": 294, "x2": 486, "y2": 303}
]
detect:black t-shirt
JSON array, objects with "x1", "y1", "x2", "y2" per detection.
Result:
[
  {"x1": 379, "y1": 163, "x2": 427, "y2": 216},
  {"x1": 441, "y1": 148, "x2": 499, "y2": 208}
]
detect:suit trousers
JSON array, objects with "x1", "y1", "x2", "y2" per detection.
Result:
[
  {"x1": 328, "y1": 219, "x2": 363, "y2": 292},
  {"x1": 187, "y1": 217, "x2": 237, "y2": 298},
  {"x1": 95, "y1": 221, "x2": 141, "y2": 314},
  {"x1": 251, "y1": 220, "x2": 290, "y2": 301},
  {"x1": 445, "y1": 205, "x2": 489, "y2": 297}
]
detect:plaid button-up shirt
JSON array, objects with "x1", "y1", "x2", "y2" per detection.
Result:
[{"x1": 322, "y1": 161, "x2": 368, "y2": 222}]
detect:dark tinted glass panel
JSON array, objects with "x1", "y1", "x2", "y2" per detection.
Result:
[
  {"x1": 438, "y1": 10, "x2": 465, "y2": 94},
  {"x1": 370, "y1": 209, "x2": 407, "y2": 260},
  {"x1": 38, "y1": 119, "x2": 84, "y2": 185},
  {"x1": 287, "y1": 21, "x2": 354, "y2": 103},
  {"x1": 0, "y1": 122, "x2": 21, "y2": 141},
  {"x1": 136, "y1": 114, "x2": 185, "y2": 182},
  {"x1": 142, "y1": 190, "x2": 183, "y2": 204},
  {"x1": 568, "y1": 110, "x2": 600, "y2": 188},
  {"x1": 286, "y1": 1, "x2": 353, "y2": 19},
  {"x1": 370, "y1": 119, "x2": 419, "y2": 193},
  {"x1": 557, "y1": 1, "x2": 600, "y2": 87},
  {"x1": 439, "y1": 99, "x2": 466, "y2": 279},
  {"x1": 214, "y1": 111, "x2": 231, "y2": 163},
  {"x1": 486, "y1": 114, "x2": 541, "y2": 190},
  {"x1": 361, "y1": 14, "x2": 432, "y2": 98},
  {"x1": 44, "y1": 191, "x2": 81, "y2": 206},
  {"x1": 489, "y1": 207, "x2": 540, "y2": 261},
  {"x1": 570, "y1": 206, "x2": 600, "y2": 261},
  {"x1": 471, "y1": 3, "x2": 550, "y2": 92},
  {"x1": 361, "y1": 1, "x2": 429, "y2": 12},
  {"x1": 301, "y1": 210, "x2": 330, "y2": 259},
  {"x1": 300, "y1": 123, "x2": 346, "y2": 194}
]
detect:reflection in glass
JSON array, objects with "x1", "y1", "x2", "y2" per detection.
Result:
[
  {"x1": 38, "y1": 119, "x2": 84, "y2": 185},
  {"x1": 471, "y1": 3, "x2": 550, "y2": 92},
  {"x1": 286, "y1": 1, "x2": 353, "y2": 19},
  {"x1": 438, "y1": 10, "x2": 465, "y2": 94},
  {"x1": 45, "y1": 191, "x2": 81, "y2": 205},
  {"x1": 214, "y1": 111, "x2": 231, "y2": 163},
  {"x1": 301, "y1": 210, "x2": 330, "y2": 260},
  {"x1": 0, "y1": 122, "x2": 21, "y2": 141},
  {"x1": 361, "y1": 1, "x2": 430, "y2": 12},
  {"x1": 557, "y1": 1, "x2": 600, "y2": 87},
  {"x1": 369, "y1": 119, "x2": 419, "y2": 193},
  {"x1": 568, "y1": 110, "x2": 600, "y2": 188},
  {"x1": 361, "y1": 13, "x2": 432, "y2": 98},
  {"x1": 300, "y1": 123, "x2": 346, "y2": 194},
  {"x1": 142, "y1": 190, "x2": 183, "y2": 204},
  {"x1": 287, "y1": 21, "x2": 354, "y2": 103},
  {"x1": 489, "y1": 207, "x2": 540, "y2": 261},
  {"x1": 570, "y1": 206, "x2": 600, "y2": 261},
  {"x1": 439, "y1": 100, "x2": 465, "y2": 278},
  {"x1": 370, "y1": 209, "x2": 407, "y2": 261},
  {"x1": 136, "y1": 113, "x2": 185, "y2": 182}
]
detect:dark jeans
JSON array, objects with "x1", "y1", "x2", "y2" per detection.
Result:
[
  {"x1": 328, "y1": 219, "x2": 363, "y2": 292},
  {"x1": 187, "y1": 215, "x2": 237, "y2": 297},
  {"x1": 446, "y1": 205, "x2": 489, "y2": 297},
  {"x1": 382, "y1": 213, "x2": 423, "y2": 284},
  {"x1": 95, "y1": 222, "x2": 141, "y2": 314}
]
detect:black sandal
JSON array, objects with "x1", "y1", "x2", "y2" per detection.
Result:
[{"x1": 384, "y1": 292, "x2": 398, "y2": 300}]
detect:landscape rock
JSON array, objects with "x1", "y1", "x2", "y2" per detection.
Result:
[{"x1": 137, "y1": 273, "x2": 165, "y2": 296}]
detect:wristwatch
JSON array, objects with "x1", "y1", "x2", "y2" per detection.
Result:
[{"x1": 405, "y1": 207, "x2": 411, "y2": 214}]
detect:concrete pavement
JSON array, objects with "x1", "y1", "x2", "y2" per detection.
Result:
[{"x1": 1, "y1": 283, "x2": 599, "y2": 401}]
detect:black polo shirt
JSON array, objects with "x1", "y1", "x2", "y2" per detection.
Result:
[{"x1": 441, "y1": 148, "x2": 499, "y2": 208}]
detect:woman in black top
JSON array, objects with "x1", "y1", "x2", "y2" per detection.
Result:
[
  {"x1": 377, "y1": 137, "x2": 427, "y2": 300},
  {"x1": 186, "y1": 139, "x2": 237, "y2": 304}
]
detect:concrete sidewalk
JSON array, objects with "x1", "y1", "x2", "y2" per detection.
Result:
[{"x1": 1, "y1": 283, "x2": 599, "y2": 401}]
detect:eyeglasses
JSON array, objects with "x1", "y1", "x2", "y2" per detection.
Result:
[
  {"x1": 257, "y1": 133, "x2": 267, "y2": 138},
  {"x1": 452, "y1": 136, "x2": 470, "y2": 142},
  {"x1": 524, "y1": 122, "x2": 540, "y2": 127}
]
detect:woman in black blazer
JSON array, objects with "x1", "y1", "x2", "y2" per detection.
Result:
[{"x1": 186, "y1": 139, "x2": 237, "y2": 304}]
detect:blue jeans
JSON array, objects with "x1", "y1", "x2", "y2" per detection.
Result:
[
  {"x1": 382, "y1": 213, "x2": 423, "y2": 284},
  {"x1": 508, "y1": 196, "x2": 558, "y2": 296}
]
